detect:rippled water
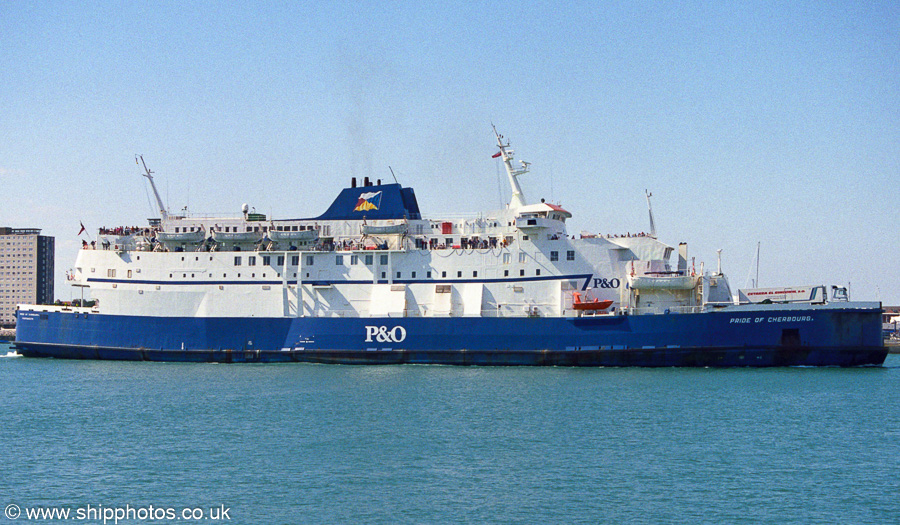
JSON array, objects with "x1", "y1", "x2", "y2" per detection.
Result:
[{"x1": 1, "y1": 341, "x2": 898, "y2": 524}]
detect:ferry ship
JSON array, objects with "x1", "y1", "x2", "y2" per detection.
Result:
[{"x1": 15, "y1": 128, "x2": 886, "y2": 366}]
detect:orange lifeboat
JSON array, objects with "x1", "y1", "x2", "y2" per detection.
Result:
[{"x1": 572, "y1": 292, "x2": 613, "y2": 311}]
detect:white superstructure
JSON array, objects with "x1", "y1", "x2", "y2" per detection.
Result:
[{"x1": 71, "y1": 132, "x2": 744, "y2": 320}]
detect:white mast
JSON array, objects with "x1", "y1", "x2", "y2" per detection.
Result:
[
  {"x1": 492, "y1": 125, "x2": 529, "y2": 210},
  {"x1": 645, "y1": 189, "x2": 657, "y2": 238},
  {"x1": 137, "y1": 155, "x2": 168, "y2": 221}
]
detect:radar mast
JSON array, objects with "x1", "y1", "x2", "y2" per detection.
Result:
[
  {"x1": 137, "y1": 155, "x2": 168, "y2": 221},
  {"x1": 492, "y1": 125, "x2": 529, "y2": 210}
]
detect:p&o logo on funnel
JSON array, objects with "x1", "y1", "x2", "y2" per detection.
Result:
[{"x1": 354, "y1": 191, "x2": 382, "y2": 212}]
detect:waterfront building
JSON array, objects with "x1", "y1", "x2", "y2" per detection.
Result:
[{"x1": 0, "y1": 228, "x2": 54, "y2": 326}]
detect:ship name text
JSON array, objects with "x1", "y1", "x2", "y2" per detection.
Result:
[{"x1": 730, "y1": 316, "x2": 814, "y2": 324}]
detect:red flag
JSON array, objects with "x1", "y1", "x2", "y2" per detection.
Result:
[
  {"x1": 78, "y1": 222, "x2": 86, "y2": 236},
  {"x1": 491, "y1": 151, "x2": 502, "y2": 158}
]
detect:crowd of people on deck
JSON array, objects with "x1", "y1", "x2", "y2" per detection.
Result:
[
  {"x1": 84, "y1": 222, "x2": 655, "y2": 254},
  {"x1": 98, "y1": 226, "x2": 149, "y2": 236}
]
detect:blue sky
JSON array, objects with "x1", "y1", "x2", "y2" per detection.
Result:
[{"x1": 2, "y1": 1, "x2": 898, "y2": 303}]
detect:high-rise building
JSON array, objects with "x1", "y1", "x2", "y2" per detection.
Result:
[{"x1": 0, "y1": 228, "x2": 54, "y2": 326}]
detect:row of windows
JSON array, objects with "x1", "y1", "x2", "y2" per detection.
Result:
[
  {"x1": 152, "y1": 268, "x2": 547, "y2": 281},
  {"x1": 231, "y1": 252, "x2": 576, "y2": 267},
  {"x1": 111, "y1": 268, "x2": 548, "y2": 282},
  {"x1": 234, "y1": 255, "x2": 302, "y2": 266},
  {"x1": 234, "y1": 254, "x2": 383, "y2": 267},
  {"x1": 174, "y1": 225, "x2": 316, "y2": 233},
  {"x1": 549, "y1": 250, "x2": 576, "y2": 262}
]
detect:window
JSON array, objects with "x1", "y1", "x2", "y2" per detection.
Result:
[
  {"x1": 380, "y1": 255, "x2": 388, "y2": 265},
  {"x1": 519, "y1": 252, "x2": 526, "y2": 263},
  {"x1": 411, "y1": 271, "x2": 416, "y2": 278},
  {"x1": 457, "y1": 271, "x2": 462, "y2": 278},
  {"x1": 336, "y1": 255, "x2": 344, "y2": 265},
  {"x1": 306, "y1": 255, "x2": 314, "y2": 266},
  {"x1": 381, "y1": 271, "x2": 386, "y2": 278},
  {"x1": 567, "y1": 250, "x2": 575, "y2": 261},
  {"x1": 365, "y1": 254, "x2": 373, "y2": 265},
  {"x1": 522, "y1": 235, "x2": 529, "y2": 240},
  {"x1": 503, "y1": 253, "x2": 511, "y2": 264},
  {"x1": 396, "y1": 271, "x2": 401, "y2": 278},
  {"x1": 234, "y1": 256, "x2": 241, "y2": 266},
  {"x1": 350, "y1": 255, "x2": 358, "y2": 265},
  {"x1": 504, "y1": 270, "x2": 509, "y2": 277},
  {"x1": 291, "y1": 256, "x2": 299, "y2": 266},
  {"x1": 536, "y1": 269, "x2": 541, "y2": 276},
  {"x1": 248, "y1": 256, "x2": 256, "y2": 266},
  {"x1": 262, "y1": 256, "x2": 271, "y2": 265},
  {"x1": 442, "y1": 271, "x2": 447, "y2": 278},
  {"x1": 107, "y1": 269, "x2": 116, "y2": 278},
  {"x1": 277, "y1": 256, "x2": 284, "y2": 266},
  {"x1": 520, "y1": 269, "x2": 525, "y2": 276},
  {"x1": 550, "y1": 251, "x2": 558, "y2": 262},
  {"x1": 127, "y1": 270, "x2": 132, "y2": 278},
  {"x1": 426, "y1": 271, "x2": 431, "y2": 278}
]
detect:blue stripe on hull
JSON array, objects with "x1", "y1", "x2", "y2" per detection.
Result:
[{"x1": 14, "y1": 307, "x2": 887, "y2": 367}]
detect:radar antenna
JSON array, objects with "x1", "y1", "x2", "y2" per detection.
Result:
[
  {"x1": 137, "y1": 155, "x2": 168, "y2": 221},
  {"x1": 491, "y1": 124, "x2": 529, "y2": 210}
]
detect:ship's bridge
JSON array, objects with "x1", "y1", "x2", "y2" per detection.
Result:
[{"x1": 515, "y1": 202, "x2": 571, "y2": 231}]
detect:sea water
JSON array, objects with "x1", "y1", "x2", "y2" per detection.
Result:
[{"x1": 1, "y1": 340, "x2": 898, "y2": 524}]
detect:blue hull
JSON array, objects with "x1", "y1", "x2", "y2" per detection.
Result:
[{"x1": 14, "y1": 306, "x2": 887, "y2": 367}]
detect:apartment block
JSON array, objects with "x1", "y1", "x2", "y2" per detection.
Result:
[{"x1": 0, "y1": 228, "x2": 54, "y2": 326}]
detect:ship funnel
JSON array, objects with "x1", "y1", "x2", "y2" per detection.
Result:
[{"x1": 351, "y1": 177, "x2": 357, "y2": 188}]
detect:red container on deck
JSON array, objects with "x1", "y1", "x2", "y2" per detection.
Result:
[{"x1": 441, "y1": 222, "x2": 452, "y2": 234}]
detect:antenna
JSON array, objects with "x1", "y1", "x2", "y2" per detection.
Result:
[
  {"x1": 645, "y1": 189, "x2": 657, "y2": 238},
  {"x1": 755, "y1": 241, "x2": 760, "y2": 288},
  {"x1": 389, "y1": 166, "x2": 398, "y2": 184},
  {"x1": 136, "y1": 155, "x2": 168, "y2": 221},
  {"x1": 491, "y1": 124, "x2": 528, "y2": 210}
]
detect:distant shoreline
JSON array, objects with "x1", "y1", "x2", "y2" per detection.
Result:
[{"x1": 0, "y1": 328, "x2": 15, "y2": 341}]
